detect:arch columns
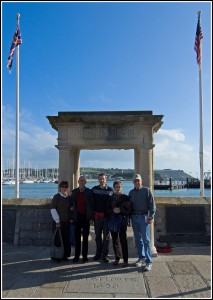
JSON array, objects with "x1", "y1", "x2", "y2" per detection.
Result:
[
  {"x1": 57, "y1": 146, "x2": 80, "y2": 191},
  {"x1": 134, "y1": 145, "x2": 157, "y2": 256}
]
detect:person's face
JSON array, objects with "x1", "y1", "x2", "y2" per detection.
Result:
[
  {"x1": 114, "y1": 183, "x2": 122, "y2": 194},
  {"x1": 60, "y1": 184, "x2": 68, "y2": 195},
  {"x1": 78, "y1": 177, "x2": 86, "y2": 189},
  {"x1": 99, "y1": 175, "x2": 106, "y2": 187},
  {"x1": 134, "y1": 179, "x2": 142, "y2": 189}
]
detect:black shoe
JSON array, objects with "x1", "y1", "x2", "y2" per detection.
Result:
[
  {"x1": 122, "y1": 262, "x2": 129, "y2": 268},
  {"x1": 72, "y1": 257, "x2": 79, "y2": 263},
  {"x1": 82, "y1": 258, "x2": 88, "y2": 263},
  {"x1": 113, "y1": 260, "x2": 119, "y2": 266},
  {"x1": 63, "y1": 257, "x2": 69, "y2": 261},
  {"x1": 93, "y1": 255, "x2": 101, "y2": 261},
  {"x1": 102, "y1": 256, "x2": 110, "y2": 263}
]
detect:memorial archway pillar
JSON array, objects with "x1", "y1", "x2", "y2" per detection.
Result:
[
  {"x1": 134, "y1": 145, "x2": 157, "y2": 256},
  {"x1": 137, "y1": 146, "x2": 153, "y2": 190},
  {"x1": 58, "y1": 146, "x2": 80, "y2": 191}
]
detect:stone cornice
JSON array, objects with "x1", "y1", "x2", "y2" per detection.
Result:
[{"x1": 47, "y1": 111, "x2": 164, "y2": 132}]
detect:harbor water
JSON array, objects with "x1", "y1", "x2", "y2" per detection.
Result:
[{"x1": 2, "y1": 181, "x2": 211, "y2": 199}]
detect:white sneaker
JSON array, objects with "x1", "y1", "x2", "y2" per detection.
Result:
[
  {"x1": 144, "y1": 263, "x2": 152, "y2": 271},
  {"x1": 134, "y1": 259, "x2": 146, "y2": 267}
]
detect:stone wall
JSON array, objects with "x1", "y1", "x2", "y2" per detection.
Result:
[
  {"x1": 2, "y1": 197, "x2": 211, "y2": 246},
  {"x1": 154, "y1": 197, "x2": 211, "y2": 245},
  {"x1": 3, "y1": 199, "x2": 52, "y2": 246}
]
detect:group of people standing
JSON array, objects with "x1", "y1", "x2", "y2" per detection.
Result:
[{"x1": 50, "y1": 173, "x2": 156, "y2": 271}]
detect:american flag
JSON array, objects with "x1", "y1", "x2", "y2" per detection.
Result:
[
  {"x1": 194, "y1": 17, "x2": 203, "y2": 66},
  {"x1": 7, "y1": 25, "x2": 22, "y2": 71}
]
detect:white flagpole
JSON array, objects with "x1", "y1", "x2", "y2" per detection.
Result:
[
  {"x1": 15, "y1": 13, "x2": 20, "y2": 198},
  {"x1": 197, "y1": 11, "x2": 204, "y2": 198},
  {"x1": 199, "y1": 64, "x2": 204, "y2": 198}
]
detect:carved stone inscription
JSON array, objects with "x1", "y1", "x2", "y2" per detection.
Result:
[
  {"x1": 66, "y1": 273, "x2": 146, "y2": 294},
  {"x1": 99, "y1": 127, "x2": 116, "y2": 139},
  {"x1": 83, "y1": 128, "x2": 97, "y2": 139},
  {"x1": 83, "y1": 126, "x2": 134, "y2": 140}
]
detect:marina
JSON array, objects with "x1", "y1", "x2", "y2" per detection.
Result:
[{"x1": 2, "y1": 181, "x2": 211, "y2": 199}]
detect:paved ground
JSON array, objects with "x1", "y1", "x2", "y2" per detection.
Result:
[{"x1": 2, "y1": 227, "x2": 212, "y2": 299}]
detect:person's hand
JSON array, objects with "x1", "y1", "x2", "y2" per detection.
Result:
[
  {"x1": 146, "y1": 217, "x2": 153, "y2": 224},
  {"x1": 113, "y1": 207, "x2": 120, "y2": 214},
  {"x1": 89, "y1": 219, "x2": 94, "y2": 225}
]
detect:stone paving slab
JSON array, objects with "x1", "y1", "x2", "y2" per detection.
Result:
[
  {"x1": 174, "y1": 275, "x2": 211, "y2": 298},
  {"x1": 172, "y1": 254, "x2": 212, "y2": 262},
  {"x1": 142, "y1": 261, "x2": 171, "y2": 277},
  {"x1": 66, "y1": 268, "x2": 146, "y2": 294},
  {"x1": 167, "y1": 261, "x2": 198, "y2": 275},
  {"x1": 145, "y1": 276, "x2": 181, "y2": 298}
]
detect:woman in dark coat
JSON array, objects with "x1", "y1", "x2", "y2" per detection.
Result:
[
  {"x1": 50, "y1": 180, "x2": 72, "y2": 261},
  {"x1": 107, "y1": 180, "x2": 132, "y2": 267}
]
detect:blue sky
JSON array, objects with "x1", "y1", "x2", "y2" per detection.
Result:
[{"x1": 2, "y1": 1, "x2": 212, "y2": 178}]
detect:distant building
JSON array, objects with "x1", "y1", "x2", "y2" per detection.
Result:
[{"x1": 111, "y1": 169, "x2": 194, "y2": 182}]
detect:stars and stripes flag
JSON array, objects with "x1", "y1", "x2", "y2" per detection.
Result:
[
  {"x1": 7, "y1": 24, "x2": 22, "y2": 71},
  {"x1": 194, "y1": 16, "x2": 203, "y2": 66}
]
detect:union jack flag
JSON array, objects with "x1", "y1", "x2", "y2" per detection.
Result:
[
  {"x1": 194, "y1": 17, "x2": 203, "y2": 66},
  {"x1": 7, "y1": 25, "x2": 22, "y2": 71}
]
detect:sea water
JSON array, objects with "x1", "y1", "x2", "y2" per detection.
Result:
[{"x1": 2, "y1": 181, "x2": 211, "y2": 199}]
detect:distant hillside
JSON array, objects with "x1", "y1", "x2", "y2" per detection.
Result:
[
  {"x1": 154, "y1": 169, "x2": 194, "y2": 181},
  {"x1": 80, "y1": 168, "x2": 195, "y2": 181}
]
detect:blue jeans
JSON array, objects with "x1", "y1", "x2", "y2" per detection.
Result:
[{"x1": 131, "y1": 215, "x2": 152, "y2": 264}]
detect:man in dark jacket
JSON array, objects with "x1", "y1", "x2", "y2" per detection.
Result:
[
  {"x1": 92, "y1": 173, "x2": 113, "y2": 263},
  {"x1": 70, "y1": 176, "x2": 94, "y2": 263}
]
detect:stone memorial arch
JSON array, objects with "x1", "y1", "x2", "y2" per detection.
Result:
[
  {"x1": 47, "y1": 111, "x2": 163, "y2": 190},
  {"x1": 47, "y1": 111, "x2": 163, "y2": 255}
]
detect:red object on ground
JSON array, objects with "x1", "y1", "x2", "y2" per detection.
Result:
[{"x1": 156, "y1": 246, "x2": 172, "y2": 253}]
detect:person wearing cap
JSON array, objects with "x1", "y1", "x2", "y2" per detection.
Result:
[
  {"x1": 129, "y1": 174, "x2": 156, "y2": 271},
  {"x1": 50, "y1": 180, "x2": 72, "y2": 262}
]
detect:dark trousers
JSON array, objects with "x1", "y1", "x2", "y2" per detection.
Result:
[
  {"x1": 94, "y1": 218, "x2": 110, "y2": 258},
  {"x1": 111, "y1": 226, "x2": 128, "y2": 262},
  {"x1": 74, "y1": 214, "x2": 90, "y2": 259},
  {"x1": 52, "y1": 221, "x2": 71, "y2": 258}
]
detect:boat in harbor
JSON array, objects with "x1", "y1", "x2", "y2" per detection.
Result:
[
  {"x1": 20, "y1": 179, "x2": 35, "y2": 184},
  {"x1": 107, "y1": 176, "x2": 126, "y2": 181},
  {"x1": 2, "y1": 178, "x2": 15, "y2": 185}
]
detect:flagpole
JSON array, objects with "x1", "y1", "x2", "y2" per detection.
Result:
[
  {"x1": 197, "y1": 11, "x2": 204, "y2": 198},
  {"x1": 15, "y1": 13, "x2": 20, "y2": 198}
]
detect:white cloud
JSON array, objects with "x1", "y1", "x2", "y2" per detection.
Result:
[
  {"x1": 154, "y1": 129, "x2": 211, "y2": 177},
  {"x1": 156, "y1": 129, "x2": 185, "y2": 142},
  {"x1": 2, "y1": 106, "x2": 58, "y2": 168}
]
